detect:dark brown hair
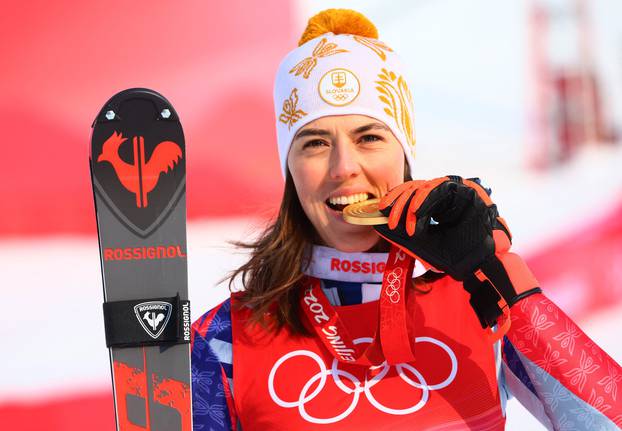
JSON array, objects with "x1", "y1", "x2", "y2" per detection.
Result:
[{"x1": 228, "y1": 163, "x2": 438, "y2": 334}]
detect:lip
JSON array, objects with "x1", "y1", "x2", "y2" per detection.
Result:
[
  {"x1": 325, "y1": 202, "x2": 349, "y2": 221},
  {"x1": 324, "y1": 199, "x2": 367, "y2": 222}
]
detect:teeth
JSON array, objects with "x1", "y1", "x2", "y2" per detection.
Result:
[{"x1": 329, "y1": 193, "x2": 369, "y2": 206}]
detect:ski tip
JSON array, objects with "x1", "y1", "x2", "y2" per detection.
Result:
[{"x1": 91, "y1": 88, "x2": 178, "y2": 128}]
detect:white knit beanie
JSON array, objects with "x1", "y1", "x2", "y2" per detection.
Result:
[{"x1": 273, "y1": 9, "x2": 416, "y2": 178}]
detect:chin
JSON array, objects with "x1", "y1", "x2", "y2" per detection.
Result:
[{"x1": 326, "y1": 230, "x2": 381, "y2": 253}]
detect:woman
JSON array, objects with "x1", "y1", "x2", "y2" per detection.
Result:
[{"x1": 192, "y1": 9, "x2": 621, "y2": 430}]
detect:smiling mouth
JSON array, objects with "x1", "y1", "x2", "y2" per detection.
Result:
[{"x1": 325, "y1": 193, "x2": 376, "y2": 212}]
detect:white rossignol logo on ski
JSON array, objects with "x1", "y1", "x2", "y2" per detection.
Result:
[
  {"x1": 182, "y1": 301, "x2": 191, "y2": 342},
  {"x1": 134, "y1": 301, "x2": 173, "y2": 339}
]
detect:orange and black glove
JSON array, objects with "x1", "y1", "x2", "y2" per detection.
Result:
[{"x1": 374, "y1": 176, "x2": 541, "y2": 329}]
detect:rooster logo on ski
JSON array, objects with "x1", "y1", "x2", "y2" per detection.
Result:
[
  {"x1": 134, "y1": 301, "x2": 173, "y2": 339},
  {"x1": 91, "y1": 126, "x2": 186, "y2": 237},
  {"x1": 97, "y1": 131, "x2": 182, "y2": 208},
  {"x1": 143, "y1": 311, "x2": 165, "y2": 331}
]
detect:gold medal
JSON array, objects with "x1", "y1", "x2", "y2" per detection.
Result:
[{"x1": 342, "y1": 198, "x2": 389, "y2": 225}]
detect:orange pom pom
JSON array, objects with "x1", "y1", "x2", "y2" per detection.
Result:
[{"x1": 298, "y1": 9, "x2": 378, "y2": 46}]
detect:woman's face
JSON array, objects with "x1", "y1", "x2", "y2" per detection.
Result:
[{"x1": 287, "y1": 114, "x2": 405, "y2": 252}]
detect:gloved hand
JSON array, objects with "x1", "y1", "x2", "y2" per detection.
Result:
[{"x1": 374, "y1": 176, "x2": 541, "y2": 329}]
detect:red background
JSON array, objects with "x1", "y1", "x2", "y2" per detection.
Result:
[{"x1": 1, "y1": 0, "x2": 293, "y2": 237}]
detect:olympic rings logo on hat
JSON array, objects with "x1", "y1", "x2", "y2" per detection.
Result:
[
  {"x1": 268, "y1": 336, "x2": 458, "y2": 424},
  {"x1": 385, "y1": 267, "x2": 402, "y2": 304},
  {"x1": 318, "y1": 68, "x2": 361, "y2": 107}
]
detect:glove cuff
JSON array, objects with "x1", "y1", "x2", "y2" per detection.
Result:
[
  {"x1": 464, "y1": 252, "x2": 541, "y2": 329},
  {"x1": 480, "y1": 251, "x2": 540, "y2": 306}
]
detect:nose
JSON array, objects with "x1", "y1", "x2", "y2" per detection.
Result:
[{"x1": 329, "y1": 140, "x2": 361, "y2": 181}]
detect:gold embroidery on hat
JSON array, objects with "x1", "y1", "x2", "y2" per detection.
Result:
[
  {"x1": 353, "y1": 35, "x2": 393, "y2": 61},
  {"x1": 289, "y1": 37, "x2": 348, "y2": 79},
  {"x1": 375, "y1": 68, "x2": 416, "y2": 150},
  {"x1": 279, "y1": 88, "x2": 307, "y2": 130}
]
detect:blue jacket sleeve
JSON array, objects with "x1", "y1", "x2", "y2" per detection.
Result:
[{"x1": 191, "y1": 299, "x2": 239, "y2": 431}]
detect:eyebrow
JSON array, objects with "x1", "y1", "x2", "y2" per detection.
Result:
[
  {"x1": 293, "y1": 122, "x2": 390, "y2": 140},
  {"x1": 293, "y1": 128, "x2": 331, "y2": 140},
  {"x1": 351, "y1": 123, "x2": 390, "y2": 134}
]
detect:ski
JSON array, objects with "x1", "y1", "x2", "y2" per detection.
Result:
[{"x1": 90, "y1": 88, "x2": 192, "y2": 431}]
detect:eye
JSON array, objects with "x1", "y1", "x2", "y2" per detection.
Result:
[
  {"x1": 359, "y1": 134, "x2": 383, "y2": 143},
  {"x1": 302, "y1": 139, "x2": 328, "y2": 149}
]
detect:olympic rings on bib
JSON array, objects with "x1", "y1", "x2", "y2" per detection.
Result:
[{"x1": 268, "y1": 336, "x2": 458, "y2": 424}]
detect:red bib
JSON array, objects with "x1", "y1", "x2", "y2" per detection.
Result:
[{"x1": 231, "y1": 275, "x2": 506, "y2": 430}]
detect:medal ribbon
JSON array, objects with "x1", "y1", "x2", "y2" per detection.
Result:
[{"x1": 300, "y1": 245, "x2": 416, "y2": 366}]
